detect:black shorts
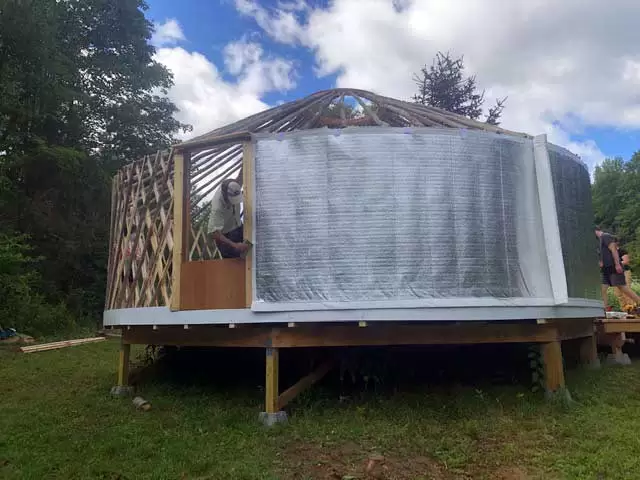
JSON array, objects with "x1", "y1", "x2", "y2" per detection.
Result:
[{"x1": 601, "y1": 267, "x2": 627, "y2": 287}]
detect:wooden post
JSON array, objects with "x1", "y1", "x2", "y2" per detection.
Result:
[
  {"x1": 579, "y1": 334, "x2": 598, "y2": 366},
  {"x1": 243, "y1": 141, "x2": 254, "y2": 308},
  {"x1": 170, "y1": 151, "x2": 187, "y2": 311},
  {"x1": 117, "y1": 342, "x2": 131, "y2": 386},
  {"x1": 541, "y1": 340, "x2": 565, "y2": 393},
  {"x1": 265, "y1": 347, "x2": 279, "y2": 414}
]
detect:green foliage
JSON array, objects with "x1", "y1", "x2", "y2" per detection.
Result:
[
  {"x1": 413, "y1": 51, "x2": 506, "y2": 125},
  {"x1": 593, "y1": 152, "x2": 640, "y2": 272},
  {"x1": 0, "y1": 232, "x2": 75, "y2": 336},
  {"x1": 0, "y1": 0, "x2": 191, "y2": 335}
]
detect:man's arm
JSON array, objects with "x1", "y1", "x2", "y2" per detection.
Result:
[{"x1": 608, "y1": 242, "x2": 623, "y2": 272}]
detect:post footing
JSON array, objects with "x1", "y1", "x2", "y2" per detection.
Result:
[
  {"x1": 110, "y1": 385, "x2": 134, "y2": 397},
  {"x1": 545, "y1": 386, "x2": 573, "y2": 405},
  {"x1": 606, "y1": 352, "x2": 631, "y2": 366},
  {"x1": 259, "y1": 411, "x2": 288, "y2": 426}
]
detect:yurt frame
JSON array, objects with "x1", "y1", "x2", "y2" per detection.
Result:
[{"x1": 104, "y1": 89, "x2": 601, "y2": 417}]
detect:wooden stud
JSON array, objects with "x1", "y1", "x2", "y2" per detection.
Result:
[
  {"x1": 541, "y1": 340, "x2": 565, "y2": 393},
  {"x1": 170, "y1": 152, "x2": 186, "y2": 311},
  {"x1": 243, "y1": 141, "x2": 254, "y2": 308},
  {"x1": 278, "y1": 360, "x2": 333, "y2": 410},
  {"x1": 265, "y1": 347, "x2": 279, "y2": 414},
  {"x1": 117, "y1": 342, "x2": 131, "y2": 386}
]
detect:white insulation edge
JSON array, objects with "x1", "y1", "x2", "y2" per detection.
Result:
[
  {"x1": 533, "y1": 134, "x2": 569, "y2": 305},
  {"x1": 104, "y1": 299, "x2": 603, "y2": 327}
]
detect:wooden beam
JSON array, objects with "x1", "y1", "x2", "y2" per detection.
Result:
[
  {"x1": 541, "y1": 340, "x2": 565, "y2": 393},
  {"x1": 596, "y1": 319, "x2": 640, "y2": 334},
  {"x1": 243, "y1": 141, "x2": 254, "y2": 308},
  {"x1": 175, "y1": 131, "x2": 252, "y2": 153},
  {"x1": 265, "y1": 347, "x2": 279, "y2": 414},
  {"x1": 170, "y1": 152, "x2": 186, "y2": 311},
  {"x1": 268, "y1": 322, "x2": 559, "y2": 348},
  {"x1": 20, "y1": 337, "x2": 106, "y2": 354},
  {"x1": 117, "y1": 341, "x2": 131, "y2": 386},
  {"x1": 122, "y1": 321, "x2": 563, "y2": 349},
  {"x1": 278, "y1": 360, "x2": 333, "y2": 410}
]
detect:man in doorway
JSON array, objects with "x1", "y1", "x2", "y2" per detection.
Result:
[
  {"x1": 207, "y1": 178, "x2": 249, "y2": 258},
  {"x1": 595, "y1": 226, "x2": 640, "y2": 311}
]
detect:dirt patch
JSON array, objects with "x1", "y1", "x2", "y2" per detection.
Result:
[
  {"x1": 277, "y1": 441, "x2": 468, "y2": 480},
  {"x1": 491, "y1": 467, "x2": 531, "y2": 480},
  {"x1": 277, "y1": 441, "x2": 538, "y2": 480}
]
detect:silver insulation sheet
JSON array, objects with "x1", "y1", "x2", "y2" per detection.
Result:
[
  {"x1": 253, "y1": 128, "x2": 554, "y2": 309},
  {"x1": 548, "y1": 145, "x2": 600, "y2": 299}
]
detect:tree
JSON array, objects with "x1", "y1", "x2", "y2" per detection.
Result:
[
  {"x1": 0, "y1": 0, "x2": 191, "y2": 334},
  {"x1": 413, "y1": 51, "x2": 506, "y2": 125},
  {"x1": 592, "y1": 152, "x2": 640, "y2": 273}
]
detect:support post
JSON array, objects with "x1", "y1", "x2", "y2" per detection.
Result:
[
  {"x1": 111, "y1": 341, "x2": 133, "y2": 396},
  {"x1": 541, "y1": 340, "x2": 569, "y2": 400},
  {"x1": 578, "y1": 334, "x2": 600, "y2": 368},
  {"x1": 170, "y1": 151, "x2": 188, "y2": 311},
  {"x1": 265, "y1": 347, "x2": 279, "y2": 413},
  {"x1": 260, "y1": 346, "x2": 287, "y2": 426},
  {"x1": 243, "y1": 141, "x2": 254, "y2": 308}
]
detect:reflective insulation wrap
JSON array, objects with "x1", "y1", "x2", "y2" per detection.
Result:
[
  {"x1": 548, "y1": 144, "x2": 600, "y2": 299},
  {"x1": 252, "y1": 128, "x2": 559, "y2": 310}
]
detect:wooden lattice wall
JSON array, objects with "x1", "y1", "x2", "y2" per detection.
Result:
[
  {"x1": 105, "y1": 141, "x2": 245, "y2": 310},
  {"x1": 105, "y1": 151, "x2": 175, "y2": 309}
]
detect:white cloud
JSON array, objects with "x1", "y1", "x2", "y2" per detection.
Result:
[
  {"x1": 154, "y1": 40, "x2": 296, "y2": 139},
  {"x1": 151, "y1": 19, "x2": 186, "y2": 47},
  {"x1": 235, "y1": 0, "x2": 640, "y2": 170}
]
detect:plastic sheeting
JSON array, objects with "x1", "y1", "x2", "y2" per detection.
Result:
[
  {"x1": 252, "y1": 128, "x2": 560, "y2": 310},
  {"x1": 548, "y1": 145, "x2": 600, "y2": 300}
]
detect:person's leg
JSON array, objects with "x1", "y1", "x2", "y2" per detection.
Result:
[
  {"x1": 601, "y1": 284, "x2": 610, "y2": 309},
  {"x1": 216, "y1": 226, "x2": 244, "y2": 259},
  {"x1": 623, "y1": 271, "x2": 634, "y2": 306},
  {"x1": 617, "y1": 285, "x2": 640, "y2": 305},
  {"x1": 611, "y1": 272, "x2": 640, "y2": 305},
  {"x1": 601, "y1": 269, "x2": 611, "y2": 309}
]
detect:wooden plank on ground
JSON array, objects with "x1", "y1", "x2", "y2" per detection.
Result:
[{"x1": 21, "y1": 337, "x2": 106, "y2": 353}]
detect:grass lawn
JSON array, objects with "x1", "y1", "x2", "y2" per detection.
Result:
[{"x1": 2, "y1": 340, "x2": 640, "y2": 480}]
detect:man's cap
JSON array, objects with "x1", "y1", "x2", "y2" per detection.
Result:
[{"x1": 225, "y1": 180, "x2": 243, "y2": 205}]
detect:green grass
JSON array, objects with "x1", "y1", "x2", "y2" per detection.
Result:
[{"x1": 2, "y1": 341, "x2": 640, "y2": 479}]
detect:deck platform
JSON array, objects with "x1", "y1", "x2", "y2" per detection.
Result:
[{"x1": 112, "y1": 318, "x2": 598, "y2": 420}]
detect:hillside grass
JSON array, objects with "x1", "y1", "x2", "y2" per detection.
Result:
[{"x1": 2, "y1": 339, "x2": 640, "y2": 479}]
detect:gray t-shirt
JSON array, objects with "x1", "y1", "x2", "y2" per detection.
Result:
[{"x1": 207, "y1": 187, "x2": 242, "y2": 234}]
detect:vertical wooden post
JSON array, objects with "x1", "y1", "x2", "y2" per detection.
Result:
[
  {"x1": 579, "y1": 334, "x2": 598, "y2": 366},
  {"x1": 243, "y1": 141, "x2": 254, "y2": 308},
  {"x1": 117, "y1": 341, "x2": 131, "y2": 386},
  {"x1": 541, "y1": 340, "x2": 565, "y2": 393},
  {"x1": 170, "y1": 151, "x2": 187, "y2": 311},
  {"x1": 265, "y1": 347, "x2": 279, "y2": 414}
]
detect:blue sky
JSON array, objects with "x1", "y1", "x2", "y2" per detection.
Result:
[{"x1": 145, "y1": 0, "x2": 640, "y2": 168}]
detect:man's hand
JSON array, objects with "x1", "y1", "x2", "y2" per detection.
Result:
[
  {"x1": 599, "y1": 261, "x2": 603, "y2": 268},
  {"x1": 616, "y1": 264, "x2": 623, "y2": 274},
  {"x1": 234, "y1": 242, "x2": 249, "y2": 254}
]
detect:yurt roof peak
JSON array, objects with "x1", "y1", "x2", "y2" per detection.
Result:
[{"x1": 177, "y1": 88, "x2": 529, "y2": 151}]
